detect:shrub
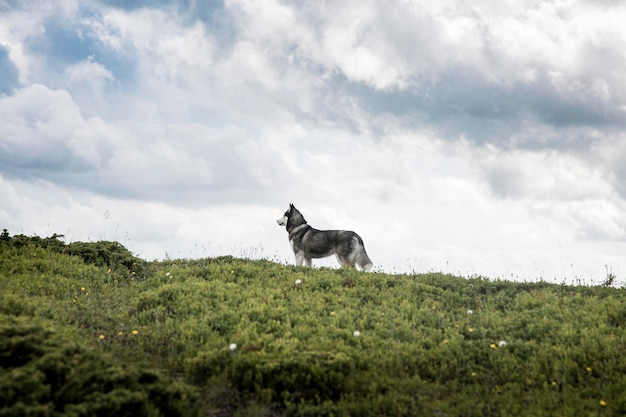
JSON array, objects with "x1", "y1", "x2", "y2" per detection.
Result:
[
  {"x1": 0, "y1": 316, "x2": 197, "y2": 417},
  {"x1": 0, "y1": 229, "x2": 151, "y2": 279}
]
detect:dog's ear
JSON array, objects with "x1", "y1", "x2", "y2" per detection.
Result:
[{"x1": 289, "y1": 203, "x2": 294, "y2": 210}]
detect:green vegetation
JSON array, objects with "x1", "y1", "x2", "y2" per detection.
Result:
[{"x1": 1, "y1": 230, "x2": 625, "y2": 416}]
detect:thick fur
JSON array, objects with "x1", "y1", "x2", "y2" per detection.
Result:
[{"x1": 277, "y1": 204, "x2": 373, "y2": 271}]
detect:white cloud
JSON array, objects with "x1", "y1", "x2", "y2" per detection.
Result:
[
  {"x1": 106, "y1": 8, "x2": 216, "y2": 76},
  {"x1": 215, "y1": 0, "x2": 626, "y2": 99},
  {"x1": 0, "y1": 84, "x2": 131, "y2": 173},
  {"x1": 64, "y1": 56, "x2": 114, "y2": 85},
  {"x1": 476, "y1": 144, "x2": 626, "y2": 243},
  {"x1": 0, "y1": 84, "x2": 87, "y2": 167},
  {"x1": 479, "y1": 147, "x2": 613, "y2": 201},
  {"x1": 0, "y1": 82, "x2": 301, "y2": 202}
]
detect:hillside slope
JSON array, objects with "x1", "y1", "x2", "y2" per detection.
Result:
[{"x1": 1, "y1": 233, "x2": 625, "y2": 416}]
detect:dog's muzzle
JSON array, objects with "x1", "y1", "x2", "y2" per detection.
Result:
[{"x1": 277, "y1": 216, "x2": 287, "y2": 226}]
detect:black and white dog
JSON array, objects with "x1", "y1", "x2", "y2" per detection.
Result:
[{"x1": 277, "y1": 204, "x2": 373, "y2": 271}]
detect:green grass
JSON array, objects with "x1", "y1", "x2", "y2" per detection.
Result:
[{"x1": 1, "y1": 232, "x2": 625, "y2": 416}]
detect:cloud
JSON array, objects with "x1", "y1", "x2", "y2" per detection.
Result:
[
  {"x1": 0, "y1": 83, "x2": 130, "y2": 182},
  {"x1": 1, "y1": 0, "x2": 626, "y2": 282},
  {"x1": 209, "y1": 0, "x2": 626, "y2": 151},
  {"x1": 0, "y1": 81, "x2": 302, "y2": 203},
  {"x1": 0, "y1": 84, "x2": 92, "y2": 171},
  {"x1": 64, "y1": 55, "x2": 114, "y2": 85},
  {"x1": 479, "y1": 148, "x2": 612, "y2": 201}
]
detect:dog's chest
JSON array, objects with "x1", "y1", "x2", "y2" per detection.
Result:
[{"x1": 287, "y1": 225, "x2": 309, "y2": 253}]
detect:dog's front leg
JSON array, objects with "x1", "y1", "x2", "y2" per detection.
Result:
[
  {"x1": 305, "y1": 258, "x2": 312, "y2": 268},
  {"x1": 295, "y1": 252, "x2": 305, "y2": 266}
]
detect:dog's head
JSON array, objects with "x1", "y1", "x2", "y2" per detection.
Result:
[
  {"x1": 276, "y1": 203, "x2": 294, "y2": 226},
  {"x1": 277, "y1": 203, "x2": 306, "y2": 229}
]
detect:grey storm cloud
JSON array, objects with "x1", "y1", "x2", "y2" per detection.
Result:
[{"x1": 340, "y1": 67, "x2": 626, "y2": 146}]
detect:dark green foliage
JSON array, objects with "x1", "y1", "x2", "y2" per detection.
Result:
[
  {"x1": 65, "y1": 240, "x2": 151, "y2": 278},
  {"x1": 0, "y1": 229, "x2": 10, "y2": 242},
  {"x1": 0, "y1": 316, "x2": 196, "y2": 417},
  {"x1": 0, "y1": 229, "x2": 151, "y2": 279},
  {"x1": 1, "y1": 233, "x2": 625, "y2": 416}
]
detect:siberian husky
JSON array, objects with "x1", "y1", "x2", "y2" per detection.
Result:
[{"x1": 277, "y1": 204, "x2": 373, "y2": 271}]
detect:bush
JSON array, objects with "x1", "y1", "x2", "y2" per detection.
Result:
[
  {"x1": 0, "y1": 229, "x2": 151, "y2": 279},
  {"x1": 0, "y1": 316, "x2": 197, "y2": 417}
]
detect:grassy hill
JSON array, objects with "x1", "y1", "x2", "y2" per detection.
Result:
[{"x1": 1, "y1": 231, "x2": 625, "y2": 416}]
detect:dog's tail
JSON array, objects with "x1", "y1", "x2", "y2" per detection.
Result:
[{"x1": 355, "y1": 235, "x2": 373, "y2": 272}]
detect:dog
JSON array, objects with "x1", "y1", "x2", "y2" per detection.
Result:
[{"x1": 277, "y1": 204, "x2": 373, "y2": 271}]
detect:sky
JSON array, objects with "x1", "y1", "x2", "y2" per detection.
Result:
[{"x1": 1, "y1": 0, "x2": 626, "y2": 284}]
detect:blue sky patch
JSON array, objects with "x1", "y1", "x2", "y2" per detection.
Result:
[{"x1": 0, "y1": 45, "x2": 19, "y2": 94}]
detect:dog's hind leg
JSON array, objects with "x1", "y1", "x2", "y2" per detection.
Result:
[
  {"x1": 354, "y1": 238, "x2": 373, "y2": 272},
  {"x1": 359, "y1": 261, "x2": 373, "y2": 272},
  {"x1": 335, "y1": 254, "x2": 356, "y2": 269}
]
